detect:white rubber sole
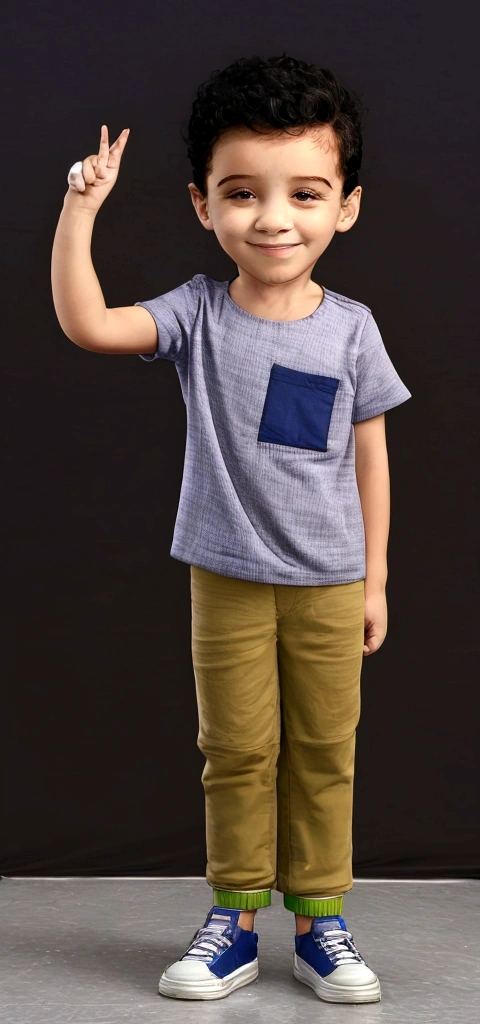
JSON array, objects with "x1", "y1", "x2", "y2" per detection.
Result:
[
  {"x1": 293, "y1": 953, "x2": 381, "y2": 1003},
  {"x1": 158, "y1": 957, "x2": 259, "y2": 1000}
]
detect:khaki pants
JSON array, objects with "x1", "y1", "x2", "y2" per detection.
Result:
[{"x1": 190, "y1": 565, "x2": 365, "y2": 916}]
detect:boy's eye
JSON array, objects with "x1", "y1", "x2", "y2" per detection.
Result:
[{"x1": 228, "y1": 189, "x2": 322, "y2": 202}]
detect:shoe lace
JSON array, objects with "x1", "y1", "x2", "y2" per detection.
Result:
[
  {"x1": 182, "y1": 922, "x2": 234, "y2": 962},
  {"x1": 315, "y1": 927, "x2": 364, "y2": 968}
]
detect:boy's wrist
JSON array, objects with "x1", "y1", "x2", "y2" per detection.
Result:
[
  {"x1": 63, "y1": 190, "x2": 98, "y2": 218},
  {"x1": 364, "y1": 567, "x2": 388, "y2": 592}
]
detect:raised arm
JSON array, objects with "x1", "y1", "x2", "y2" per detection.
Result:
[{"x1": 51, "y1": 124, "x2": 157, "y2": 354}]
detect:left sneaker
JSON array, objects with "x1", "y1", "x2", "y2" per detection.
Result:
[{"x1": 293, "y1": 915, "x2": 381, "y2": 1003}]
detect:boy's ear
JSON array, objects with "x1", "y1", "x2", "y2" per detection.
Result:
[
  {"x1": 335, "y1": 186, "x2": 362, "y2": 233},
  {"x1": 187, "y1": 183, "x2": 213, "y2": 228}
]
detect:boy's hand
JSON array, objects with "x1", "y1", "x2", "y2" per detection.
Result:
[
  {"x1": 65, "y1": 124, "x2": 130, "y2": 214},
  {"x1": 363, "y1": 589, "x2": 387, "y2": 655}
]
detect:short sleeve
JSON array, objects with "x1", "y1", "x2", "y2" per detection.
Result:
[
  {"x1": 352, "y1": 311, "x2": 412, "y2": 423},
  {"x1": 134, "y1": 275, "x2": 201, "y2": 363}
]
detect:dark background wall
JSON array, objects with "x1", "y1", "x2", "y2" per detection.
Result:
[{"x1": 2, "y1": 0, "x2": 479, "y2": 877}]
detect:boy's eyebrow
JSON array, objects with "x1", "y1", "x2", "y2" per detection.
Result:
[{"x1": 216, "y1": 174, "x2": 333, "y2": 189}]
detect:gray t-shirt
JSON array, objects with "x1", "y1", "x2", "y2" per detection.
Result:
[{"x1": 135, "y1": 274, "x2": 412, "y2": 585}]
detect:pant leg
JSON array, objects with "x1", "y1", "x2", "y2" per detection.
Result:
[
  {"x1": 190, "y1": 565, "x2": 281, "y2": 910},
  {"x1": 274, "y1": 579, "x2": 365, "y2": 911}
]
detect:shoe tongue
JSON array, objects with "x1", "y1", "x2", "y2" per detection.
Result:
[
  {"x1": 209, "y1": 909, "x2": 237, "y2": 926},
  {"x1": 313, "y1": 915, "x2": 346, "y2": 933}
]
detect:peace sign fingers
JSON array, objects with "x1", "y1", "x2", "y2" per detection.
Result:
[
  {"x1": 65, "y1": 124, "x2": 131, "y2": 212},
  {"x1": 95, "y1": 124, "x2": 130, "y2": 177}
]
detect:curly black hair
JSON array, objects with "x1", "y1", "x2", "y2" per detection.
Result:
[{"x1": 182, "y1": 53, "x2": 368, "y2": 201}]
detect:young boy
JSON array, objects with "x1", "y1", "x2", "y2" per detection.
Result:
[{"x1": 53, "y1": 53, "x2": 412, "y2": 1004}]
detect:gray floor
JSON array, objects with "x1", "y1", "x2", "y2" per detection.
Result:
[{"x1": 0, "y1": 877, "x2": 479, "y2": 1023}]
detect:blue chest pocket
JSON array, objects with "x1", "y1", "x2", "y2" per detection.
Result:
[{"x1": 257, "y1": 363, "x2": 340, "y2": 452}]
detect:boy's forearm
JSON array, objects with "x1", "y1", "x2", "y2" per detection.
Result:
[
  {"x1": 355, "y1": 449, "x2": 390, "y2": 591},
  {"x1": 51, "y1": 193, "x2": 108, "y2": 348}
]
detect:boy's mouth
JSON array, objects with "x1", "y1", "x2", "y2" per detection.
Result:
[
  {"x1": 251, "y1": 243, "x2": 300, "y2": 248},
  {"x1": 250, "y1": 243, "x2": 301, "y2": 255}
]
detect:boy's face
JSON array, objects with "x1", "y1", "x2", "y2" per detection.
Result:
[{"x1": 188, "y1": 124, "x2": 361, "y2": 283}]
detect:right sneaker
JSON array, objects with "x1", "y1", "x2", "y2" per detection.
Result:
[{"x1": 158, "y1": 905, "x2": 259, "y2": 1000}]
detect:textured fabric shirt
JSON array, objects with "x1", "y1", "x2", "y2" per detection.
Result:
[{"x1": 135, "y1": 274, "x2": 412, "y2": 585}]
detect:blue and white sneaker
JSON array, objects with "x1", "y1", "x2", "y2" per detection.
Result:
[
  {"x1": 294, "y1": 915, "x2": 381, "y2": 1003},
  {"x1": 158, "y1": 906, "x2": 259, "y2": 1000}
]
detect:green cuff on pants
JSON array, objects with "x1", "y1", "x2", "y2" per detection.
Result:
[
  {"x1": 283, "y1": 893, "x2": 344, "y2": 916},
  {"x1": 213, "y1": 887, "x2": 271, "y2": 910}
]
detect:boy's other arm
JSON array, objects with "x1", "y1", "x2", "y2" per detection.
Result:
[{"x1": 354, "y1": 413, "x2": 390, "y2": 592}]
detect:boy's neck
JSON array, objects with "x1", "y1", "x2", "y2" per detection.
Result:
[{"x1": 228, "y1": 278, "x2": 324, "y2": 322}]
